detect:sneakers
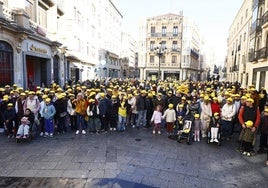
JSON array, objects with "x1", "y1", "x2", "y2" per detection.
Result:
[
  {"x1": 16, "y1": 134, "x2": 21, "y2": 139},
  {"x1": 49, "y1": 133, "x2": 53, "y2": 137},
  {"x1": 82, "y1": 130, "x2": 86, "y2": 135},
  {"x1": 44, "y1": 132, "x2": 49, "y2": 137},
  {"x1": 75, "y1": 130, "x2": 79, "y2": 135},
  {"x1": 214, "y1": 138, "x2": 219, "y2": 143},
  {"x1": 158, "y1": 131, "x2": 161, "y2": 135},
  {"x1": 132, "y1": 125, "x2": 135, "y2": 128},
  {"x1": 109, "y1": 128, "x2": 113, "y2": 131},
  {"x1": 153, "y1": 130, "x2": 155, "y2": 134},
  {"x1": 113, "y1": 128, "x2": 116, "y2": 131},
  {"x1": 210, "y1": 139, "x2": 214, "y2": 143},
  {"x1": 40, "y1": 132, "x2": 43, "y2": 136},
  {"x1": 246, "y1": 152, "x2": 251, "y2": 157}
]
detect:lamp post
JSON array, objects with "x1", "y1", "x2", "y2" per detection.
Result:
[{"x1": 155, "y1": 42, "x2": 166, "y2": 80}]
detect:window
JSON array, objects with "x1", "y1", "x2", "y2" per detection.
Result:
[
  {"x1": 150, "y1": 41, "x2": 155, "y2": 51},
  {"x1": 150, "y1": 55, "x2": 154, "y2": 63},
  {"x1": 25, "y1": 0, "x2": 34, "y2": 20},
  {"x1": 0, "y1": 41, "x2": 13, "y2": 86},
  {"x1": 161, "y1": 56, "x2": 166, "y2": 64},
  {"x1": 151, "y1": 26, "x2": 155, "y2": 34},
  {"x1": 38, "y1": 4, "x2": 47, "y2": 28},
  {"x1": 161, "y1": 41, "x2": 166, "y2": 49},
  {"x1": 162, "y1": 26, "x2": 167, "y2": 36},
  {"x1": 172, "y1": 41, "x2": 178, "y2": 51},
  {"x1": 245, "y1": 9, "x2": 248, "y2": 18},
  {"x1": 172, "y1": 56, "x2": 177, "y2": 63},
  {"x1": 244, "y1": 32, "x2": 246, "y2": 42},
  {"x1": 173, "y1": 26, "x2": 178, "y2": 36}
]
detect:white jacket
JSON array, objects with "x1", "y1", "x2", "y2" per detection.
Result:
[
  {"x1": 162, "y1": 109, "x2": 176, "y2": 123},
  {"x1": 221, "y1": 103, "x2": 236, "y2": 121}
]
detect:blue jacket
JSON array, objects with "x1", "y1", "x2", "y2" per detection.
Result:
[{"x1": 43, "y1": 103, "x2": 56, "y2": 120}]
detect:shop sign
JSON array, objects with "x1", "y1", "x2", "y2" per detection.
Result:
[{"x1": 29, "y1": 44, "x2": 48, "y2": 54}]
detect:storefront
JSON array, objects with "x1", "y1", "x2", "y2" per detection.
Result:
[{"x1": 21, "y1": 40, "x2": 53, "y2": 89}]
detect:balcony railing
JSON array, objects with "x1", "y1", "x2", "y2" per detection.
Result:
[
  {"x1": 257, "y1": 47, "x2": 267, "y2": 59},
  {"x1": 190, "y1": 49, "x2": 199, "y2": 59},
  {"x1": 250, "y1": 19, "x2": 262, "y2": 34},
  {"x1": 262, "y1": 11, "x2": 268, "y2": 26},
  {"x1": 248, "y1": 51, "x2": 257, "y2": 62},
  {"x1": 150, "y1": 32, "x2": 182, "y2": 38},
  {"x1": 2, "y1": 5, "x2": 15, "y2": 22}
]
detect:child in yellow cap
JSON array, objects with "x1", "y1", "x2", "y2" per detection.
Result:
[
  {"x1": 193, "y1": 113, "x2": 202, "y2": 142},
  {"x1": 162, "y1": 103, "x2": 176, "y2": 135}
]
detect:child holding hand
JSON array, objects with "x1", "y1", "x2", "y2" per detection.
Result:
[{"x1": 151, "y1": 105, "x2": 162, "y2": 134}]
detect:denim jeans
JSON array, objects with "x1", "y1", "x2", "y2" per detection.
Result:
[
  {"x1": 88, "y1": 117, "x2": 98, "y2": 132},
  {"x1": 118, "y1": 115, "x2": 126, "y2": 131},
  {"x1": 136, "y1": 110, "x2": 147, "y2": 127},
  {"x1": 45, "y1": 119, "x2": 54, "y2": 134},
  {"x1": 76, "y1": 114, "x2": 86, "y2": 131}
]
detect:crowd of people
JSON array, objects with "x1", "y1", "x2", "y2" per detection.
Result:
[{"x1": 0, "y1": 78, "x2": 267, "y2": 166}]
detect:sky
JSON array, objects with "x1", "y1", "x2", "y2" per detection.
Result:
[{"x1": 116, "y1": 0, "x2": 244, "y2": 65}]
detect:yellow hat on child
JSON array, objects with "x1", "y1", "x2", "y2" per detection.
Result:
[
  {"x1": 194, "y1": 114, "x2": 200, "y2": 118},
  {"x1": 168, "y1": 103, "x2": 174, "y2": 108},
  {"x1": 245, "y1": 120, "x2": 253, "y2": 127}
]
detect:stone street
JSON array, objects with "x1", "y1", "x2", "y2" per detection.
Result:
[{"x1": 0, "y1": 128, "x2": 267, "y2": 188}]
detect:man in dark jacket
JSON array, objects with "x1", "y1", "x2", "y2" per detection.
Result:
[
  {"x1": 3, "y1": 103, "x2": 16, "y2": 138},
  {"x1": 98, "y1": 92, "x2": 111, "y2": 133},
  {"x1": 136, "y1": 90, "x2": 147, "y2": 128}
]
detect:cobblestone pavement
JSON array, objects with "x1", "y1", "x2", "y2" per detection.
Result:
[{"x1": 0, "y1": 127, "x2": 267, "y2": 188}]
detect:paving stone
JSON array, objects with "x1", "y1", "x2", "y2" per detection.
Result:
[
  {"x1": 35, "y1": 170, "x2": 64, "y2": 177},
  {"x1": 116, "y1": 172, "x2": 144, "y2": 184},
  {"x1": 54, "y1": 161, "x2": 81, "y2": 170},
  {"x1": 79, "y1": 162, "x2": 105, "y2": 170},
  {"x1": 141, "y1": 176, "x2": 169, "y2": 188},
  {"x1": 62, "y1": 170, "x2": 89, "y2": 178},
  {"x1": 87, "y1": 169, "x2": 105, "y2": 178},
  {"x1": 31, "y1": 162, "x2": 58, "y2": 170},
  {"x1": 8, "y1": 170, "x2": 38, "y2": 177}
]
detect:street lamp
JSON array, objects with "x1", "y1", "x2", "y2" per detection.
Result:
[{"x1": 154, "y1": 42, "x2": 167, "y2": 80}]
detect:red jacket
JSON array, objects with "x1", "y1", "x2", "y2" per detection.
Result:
[{"x1": 211, "y1": 102, "x2": 221, "y2": 116}]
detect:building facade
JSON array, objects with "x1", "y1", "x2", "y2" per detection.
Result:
[
  {"x1": 0, "y1": 0, "x2": 64, "y2": 89},
  {"x1": 138, "y1": 13, "x2": 203, "y2": 81},
  {"x1": 227, "y1": 0, "x2": 268, "y2": 90},
  {"x1": 227, "y1": 0, "x2": 252, "y2": 88},
  {"x1": 181, "y1": 17, "x2": 203, "y2": 81},
  {"x1": 248, "y1": 0, "x2": 268, "y2": 90}
]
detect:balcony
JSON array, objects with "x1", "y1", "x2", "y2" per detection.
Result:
[
  {"x1": 2, "y1": 5, "x2": 15, "y2": 22},
  {"x1": 150, "y1": 32, "x2": 182, "y2": 38},
  {"x1": 248, "y1": 51, "x2": 257, "y2": 62},
  {"x1": 259, "y1": 0, "x2": 265, "y2": 5},
  {"x1": 190, "y1": 49, "x2": 199, "y2": 59},
  {"x1": 257, "y1": 47, "x2": 267, "y2": 59},
  {"x1": 250, "y1": 19, "x2": 262, "y2": 34},
  {"x1": 262, "y1": 11, "x2": 268, "y2": 28}
]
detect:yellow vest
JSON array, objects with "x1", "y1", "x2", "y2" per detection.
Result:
[{"x1": 118, "y1": 101, "x2": 127, "y2": 117}]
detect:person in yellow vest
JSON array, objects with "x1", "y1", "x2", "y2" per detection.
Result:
[{"x1": 118, "y1": 96, "x2": 128, "y2": 132}]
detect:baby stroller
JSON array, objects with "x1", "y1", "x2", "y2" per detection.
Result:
[
  {"x1": 16, "y1": 117, "x2": 38, "y2": 143},
  {"x1": 177, "y1": 114, "x2": 194, "y2": 145}
]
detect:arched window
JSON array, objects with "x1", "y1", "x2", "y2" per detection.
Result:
[{"x1": 0, "y1": 41, "x2": 13, "y2": 86}]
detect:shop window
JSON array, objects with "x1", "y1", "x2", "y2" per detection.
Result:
[{"x1": 0, "y1": 41, "x2": 13, "y2": 86}]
